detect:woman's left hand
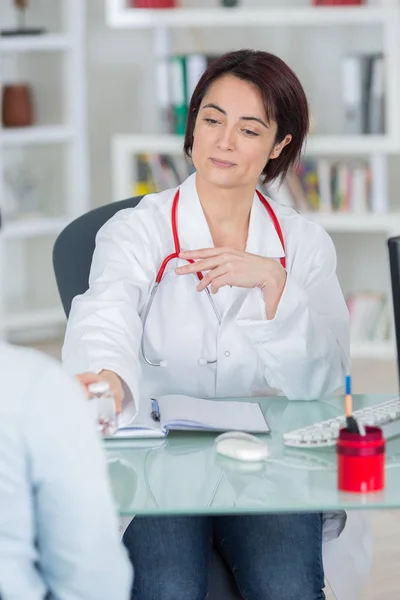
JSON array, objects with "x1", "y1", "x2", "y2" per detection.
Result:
[{"x1": 176, "y1": 247, "x2": 286, "y2": 294}]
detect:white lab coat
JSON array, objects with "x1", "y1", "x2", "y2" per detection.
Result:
[{"x1": 63, "y1": 173, "x2": 372, "y2": 600}]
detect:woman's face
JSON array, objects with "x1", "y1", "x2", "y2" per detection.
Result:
[{"x1": 191, "y1": 74, "x2": 291, "y2": 191}]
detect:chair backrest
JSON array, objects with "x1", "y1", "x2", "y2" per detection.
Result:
[
  {"x1": 53, "y1": 196, "x2": 143, "y2": 318},
  {"x1": 388, "y1": 236, "x2": 400, "y2": 389}
]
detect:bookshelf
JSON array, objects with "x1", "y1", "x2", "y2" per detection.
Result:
[
  {"x1": 0, "y1": 33, "x2": 73, "y2": 53},
  {"x1": 1, "y1": 124, "x2": 75, "y2": 146},
  {"x1": 105, "y1": 3, "x2": 389, "y2": 29},
  {"x1": 0, "y1": 0, "x2": 89, "y2": 341},
  {"x1": 106, "y1": 0, "x2": 400, "y2": 361},
  {"x1": 112, "y1": 134, "x2": 400, "y2": 234}
]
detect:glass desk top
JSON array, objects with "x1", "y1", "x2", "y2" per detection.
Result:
[{"x1": 104, "y1": 394, "x2": 400, "y2": 517}]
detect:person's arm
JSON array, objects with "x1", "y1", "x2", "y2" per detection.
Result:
[
  {"x1": 236, "y1": 225, "x2": 349, "y2": 400},
  {"x1": 62, "y1": 210, "x2": 153, "y2": 423},
  {"x1": 24, "y1": 356, "x2": 133, "y2": 600}
]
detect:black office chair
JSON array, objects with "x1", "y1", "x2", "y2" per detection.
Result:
[{"x1": 52, "y1": 196, "x2": 243, "y2": 600}]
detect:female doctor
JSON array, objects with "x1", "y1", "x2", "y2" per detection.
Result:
[{"x1": 63, "y1": 50, "x2": 371, "y2": 600}]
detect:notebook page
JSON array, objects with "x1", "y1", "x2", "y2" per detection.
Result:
[
  {"x1": 117, "y1": 398, "x2": 165, "y2": 438},
  {"x1": 159, "y1": 395, "x2": 269, "y2": 433}
]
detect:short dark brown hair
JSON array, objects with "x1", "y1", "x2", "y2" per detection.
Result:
[{"x1": 184, "y1": 49, "x2": 309, "y2": 184}]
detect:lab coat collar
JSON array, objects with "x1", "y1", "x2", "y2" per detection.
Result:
[
  {"x1": 178, "y1": 173, "x2": 214, "y2": 252},
  {"x1": 178, "y1": 173, "x2": 286, "y2": 320},
  {"x1": 246, "y1": 189, "x2": 285, "y2": 260},
  {"x1": 178, "y1": 173, "x2": 285, "y2": 261}
]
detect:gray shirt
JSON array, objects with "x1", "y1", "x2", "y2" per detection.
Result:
[{"x1": 0, "y1": 343, "x2": 132, "y2": 600}]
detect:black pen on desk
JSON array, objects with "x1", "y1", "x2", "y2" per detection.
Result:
[{"x1": 151, "y1": 398, "x2": 160, "y2": 422}]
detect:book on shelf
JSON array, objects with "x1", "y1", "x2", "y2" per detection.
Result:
[
  {"x1": 157, "y1": 53, "x2": 219, "y2": 135},
  {"x1": 312, "y1": 1, "x2": 364, "y2": 5},
  {"x1": 265, "y1": 158, "x2": 385, "y2": 214},
  {"x1": 132, "y1": 153, "x2": 387, "y2": 215},
  {"x1": 130, "y1": 1, "x2": 177, "y2": 8},
  {"x1": 133, "y1": 153, "x2": 194, "y2": 195},
  {"x1": 341, "y1": 53, "x2": 385, "y2": 135},
  {"x1": 347, "y1": 292, "x2": 391, "y2": 343}
]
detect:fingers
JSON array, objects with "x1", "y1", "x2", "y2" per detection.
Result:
[
  {"x1": 210, "y1": 274, "x2": 231, "y2": 294},
  {"x1": 196, "y1": 265, "x2": 227, "y2": 292},
  {"x1": 113, "y1": 394, "x2": 122, "y2": 414},
  {"x1": 76, "y1": 372, "x2": 102, "y2": 385},
  {"x1": 179, "y1": 247, "x2": 239, "y2": 260},
  {"x1": 99, "y1": 370, "x2": 124, "y2": 414},
  {"x1": 75, "y1": 372, "x2": 103, "y2": 397},
  {"x1": 176, "y1": 255, "x2": 225, "y2": 275},
  {"x1": 77, "y1": 370, "x2": 124, "y2": 414}
]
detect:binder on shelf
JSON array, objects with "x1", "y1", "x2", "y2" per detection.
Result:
[
  {"x1": 185, "y1": 54, "x2": 219, "y2": 101},
  {"x1": 169, "y1": 55, "x2": 187, "y2": 135},
  {"x1": 368, "y1": 54, "x2": 385, "y2": 135},
  {"x1": 340, "y1": 53, "x2": 385, "y2": 135},
  {"x1": 160, "y1": 54, "x2": 219, "y2": 135},
  {"x1": 341, "y1": 54, "x2": 370, "y2": 135},
  {"x1": 156, "y1": 58, "x2": 173, "y2": 134},
  {"x1": 185, "y1": 54, "x2": 208, "y2": 102},
  {"x1": 370, "y1": 154, "x2": 388, "y2": 214}
]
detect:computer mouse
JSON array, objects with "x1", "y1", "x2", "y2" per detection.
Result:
[{"x1": 214, "y1": 432, "x2": 269, "y2": 462}]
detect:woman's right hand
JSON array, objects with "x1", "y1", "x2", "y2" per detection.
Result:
[{"x1": 76, "y1": 370, "x2": 124, "y2": 414}]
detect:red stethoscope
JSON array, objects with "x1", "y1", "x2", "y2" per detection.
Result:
[{"x1": 140, "y1": 188, "x2": 286, "y2": 368}]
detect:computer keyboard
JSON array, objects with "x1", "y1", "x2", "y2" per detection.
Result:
[{"x1": 283, "y1": 397, "x2": 400, "y2": 448}]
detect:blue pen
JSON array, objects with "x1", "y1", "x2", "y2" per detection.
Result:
[
  {"x1": 345, "y1": 374, "x2": 351, "y2": 396},
  {"x1": 151, "y1": 398, "x2": 161, "y2": 422},
  {"x1": 344, "y1": 374, "x2": 362, "y2": 434}
]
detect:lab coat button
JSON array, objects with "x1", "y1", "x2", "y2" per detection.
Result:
[{"x1": 224, "y1": 351, "x2": 231, "y2": 357}]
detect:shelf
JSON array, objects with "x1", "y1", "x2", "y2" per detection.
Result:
[
  {"x1": 1, "y1": 125, "x2": 75, "y2": 146},
  {"x1": 4, "y1": 307, "x2": 66, "y2": 332},
  {"x1": 113, "y1": 133, "x2": 400, "y2": 157},
  {"x1": 305, "y1": 135, "x2": 400, "y2": 156},
  {"x1": 111, "y1": 136, "x2": 400, "y2": 227},
  {"x1": 351, "y1": 341, "x2": 396, "y2": 360},
  {"x1": 0, "y1": 33, "x2": 72, "y2": 53},
  {"x1": 303, "y1": 212, "x2": 400, "y2": 234},
  {"x1": 2, "y1": 216, "x2": 70, "y2": 240},
  {"x1": 105, "y1": 3, "x2": 388, "y2": 30},
  {"x1": 113, "y1": 134, "x2": 182, "y2": 154}
]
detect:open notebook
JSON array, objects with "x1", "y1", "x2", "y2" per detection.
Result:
[{"x1": 112, "y1": 395, "x2": 270, "y2": 439}]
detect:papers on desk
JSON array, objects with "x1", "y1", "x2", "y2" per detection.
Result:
[{"x1": 113, "y1": 395, "x2": 270, "y2": 439}]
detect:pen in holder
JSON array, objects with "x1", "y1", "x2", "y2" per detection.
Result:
[
  {"x1": 337, "y1": 375, "x2": 385, "y2": 493},
  {"x1": 344, "y1": 374, "x2": 361, "y2": 434}
]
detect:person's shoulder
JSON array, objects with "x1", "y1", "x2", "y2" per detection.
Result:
[
  {"x1": 270, "y1": 197, "x2": 333, "y2": 242},
  {"x1": 0, "y1": 342, "x2": 59, "y2": 376},
  {"x1": 0, "y1": 343, "x2": 80, "y2": 414},
  {"x1": 267, "y1": 197, "x2": 336, "y2": 269},
  {"x1": 99, "y1": 185, "x2": 178, "y2": 238}
]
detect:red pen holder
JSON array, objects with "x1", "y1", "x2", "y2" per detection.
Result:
[{"x1": 337, "y1": 426, "x2": 385, "y2": 493}]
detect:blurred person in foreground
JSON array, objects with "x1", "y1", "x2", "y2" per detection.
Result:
[{"x1": 0, "y1": 211, "x2": 132, "y2": 600}]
